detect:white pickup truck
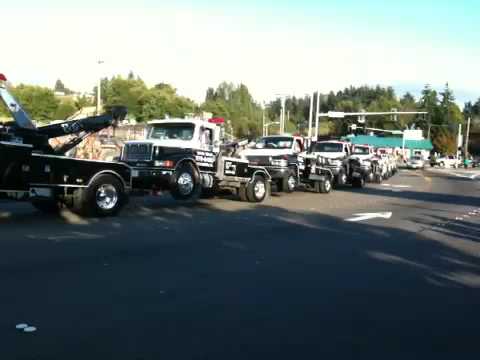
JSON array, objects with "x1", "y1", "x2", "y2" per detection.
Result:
[{"x1": 434, "y1": 155, "x2": 460, "y2": 168}]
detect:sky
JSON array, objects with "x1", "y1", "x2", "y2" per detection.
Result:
[{"x1": 2, "y1": 0, "x2": 479, "y2": 105}]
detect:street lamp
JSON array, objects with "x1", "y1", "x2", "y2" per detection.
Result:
[{"x1": 96, "y1": 60, "x2": 104, "y2": 115}]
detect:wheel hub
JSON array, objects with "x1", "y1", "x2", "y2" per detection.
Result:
[
  {"x1": 96, "y1": 184, "x2": 119, "y2": 210},
  {"x1": 178, "y1": 172, "x2": 194, "y2": 195},
  {"x1": 254, "y1": 182, "x2": 266, "y2": 198},
  {"x1": 325, "y1": 180, "x2": 331, "y2": 192},
  {"x1": 288, "y1": 176, "x2": 296, "y2": 190}
]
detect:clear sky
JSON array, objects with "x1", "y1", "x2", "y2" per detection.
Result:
[{"x1": 2, "y1": 0, "x2": 479, "y2": 105}]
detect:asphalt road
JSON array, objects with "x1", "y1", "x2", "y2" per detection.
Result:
[{"x1": 1, "y1": 168, "x2": 480, "y2": 359}]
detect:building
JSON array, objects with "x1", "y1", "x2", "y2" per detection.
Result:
[{"x1": 347, "y1": 134, "x2": 433, "y2": 159}]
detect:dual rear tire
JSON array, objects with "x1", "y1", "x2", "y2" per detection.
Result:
[
  {"x1": 278, "y1": 170, "x2": 297, "y2": 193},
  {"x1": 313, "y1": 178, "x2": 332, "y2": 194},
  {"x1": 32, "y1": 174, "x2": 127, "y2": 217},
  {"x1": 239, "y1": 175, "x2": 270, "y2": 203},
  {"x1": 74, "y1": 174, "x2": 126, "y2": 217}
]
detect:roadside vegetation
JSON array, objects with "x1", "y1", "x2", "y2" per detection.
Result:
[{"x1": 1, "y1": 73, "x2": 479, "y2": 154}]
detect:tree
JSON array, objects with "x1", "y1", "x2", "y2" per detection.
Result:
[
  {"x1": 54, "y1": 99, "x2": 77, "y2": 120},
  {"x1": 11, "y1": 85, "x2": 59, "y2": 122},
  {"x1": 74, "y1": 95, "x2": 93, "y2": 111},
  {"x1": 439, "y1": 83, "x2": 463, "y2": 125},
  {"x1": 433, "y1": 131, "x2": 457, "y2": 155},
  {"x1": 137, "y1": 85, "x2": 196, "y2": 121},
  {"x1": 400, "y1": 92, "x2": 415, "y2": 106},
  {"x1": 54, "y1": 79, "x2": 73, "y2": 95},
  {"x1": 99, "y1": 75, "x2": 148, "y2": 120},
  {"x1": 201, "y1": 82, "x2": 263, "y2": 138}
]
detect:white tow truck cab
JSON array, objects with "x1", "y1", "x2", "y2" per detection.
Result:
[
  {"x1": 240, "y1": 135, "x2": 306, "y2": 193},
  {"x1": 121, "y1": 117, "x2": 272, "y2": 203}
]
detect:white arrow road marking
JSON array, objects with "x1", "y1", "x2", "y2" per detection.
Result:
[{"x1": 346, "y1": 212, "x2": 393, "y2": 222}]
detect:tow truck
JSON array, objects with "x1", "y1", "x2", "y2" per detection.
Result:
[
  {"x1": 0, "y1": 73, "x2": 131, "y2": 216},
  {"x1": 349, "y1": 144, "x2": 384, "y2": 183},
  {"x1": 120, "y1": 117, "x2": 271, "y2": 202},
  {"x1": 240, "y1": 135, "x2": 334, "y2": 194},
  {"x1": 240, "y1": 135, "x2": 304, "y2": 192},
  {"x1": 309, "y1": 140, "x2": 368, "y2": 188}
]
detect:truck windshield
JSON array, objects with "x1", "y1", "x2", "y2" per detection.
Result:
[
  {"x1": 353, "y1": 147, "x2": 369, "y2": 155},
  {"x1": 311, "y1": 142, "x2": 343, "y2": 152},
  {"x1": 256, "y1": 137, "x2": 293, "y2": 149},
  {"x1": 149, "y1": 123, "x2": 195, "y2": 141}
]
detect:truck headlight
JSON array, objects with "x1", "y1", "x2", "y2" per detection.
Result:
[
  {"x1": 271, "y1": 159, "x2": 288, "y2": 167},
  {"x1": 328, "y1": 159, "x2": 342, "y2": 167},
  {"x1": 154, "y1": 160, "x2": 174, "y2": 168}
]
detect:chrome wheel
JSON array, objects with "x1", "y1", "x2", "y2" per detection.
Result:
[
  {"x1": 177, "y1": 172, "x2": 194, "y2": 196},
  {"x1": 96, "y1": 184, "x2": 119, "y2": 211},
  {"x1": 324, "y1": 179, "x2": 331, "y2": 192},
  {"x1": 254, "y1": 181, "x2": 266, "y2": 199},
  {"x1": 288, "y1": 175, "x2": 296, "y2": 190}
]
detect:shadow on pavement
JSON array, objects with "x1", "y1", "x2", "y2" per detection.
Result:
[
  {"x1": 1, "y1": 198, "x2": 480, "y2": 359},
  {"x1": 336, "y1": 185, "x2": 480, "y2": 207}
]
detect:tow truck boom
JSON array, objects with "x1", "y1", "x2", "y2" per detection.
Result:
[{"x1": 0, "y1": 73, "x2": 126, "y2": 154}]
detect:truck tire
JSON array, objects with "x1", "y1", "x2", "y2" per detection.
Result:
[
  {"x1": 280, "y1": 170, "x2": 297, "y2": 193},
  {"x1": 238, "y1": 184, "x2": 248, "y2": 202},
  {"x1": 31, "y1": 199, "x2": 62, "y2": 214},
  {"x1": 367, "y1": 172, "x2": 374, "y2": 182},
  {"x1": 375, "y1": 173, "x2": 383, "y2": 183},
  {"x1": 352, "y1": 176, "x2": 365, "y2": 188},
  {"x1": 246, "y1": 175, "x2": 269, "y2": 202},
  {"x1": 320, "y1": 178, "x2": 332, "y2": 193},
  {"x1": 335, "y1": 170, "x2": 347, "y2": 188},
  {"x1": 171, "y1": 162, "x2": 201, "y2": 201},
  {"x1": 75, "y1": 174, "x2": 126, "y2": 217}
]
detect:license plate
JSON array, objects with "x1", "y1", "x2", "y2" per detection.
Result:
[
  {"x1": 131, "y1": 170, "x2": 139, "y2": 177},
  {"x1": 352, "y1": 172, "x2": 361, "y2": 177}
]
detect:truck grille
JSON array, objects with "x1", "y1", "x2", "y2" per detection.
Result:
[
  {"x1": 122, "y1": 143, "x2": 153, "y2": 161},
  {"x1": 246, "y1": 156, "x2": 271, "y2": 166}
]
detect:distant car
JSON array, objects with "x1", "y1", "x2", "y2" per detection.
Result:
[
  {"x1": 466, "y1": 157, "x2": 480, "y2": 168},
  {"x1": 406, "y1": 156, "x2": 425, "y2": 169},
  {"x1": 473, "y1": 157, "x2": 480, "y2": 168},
  {"x1": 436, "y1": 155, "x2": 460, "y2": 168}
]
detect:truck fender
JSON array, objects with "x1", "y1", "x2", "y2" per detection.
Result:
[
  {"x1": 174, "y1": 158, "x2": 199, "y2": 173},
  {"x1": 87, "y1": 170, "x2": 129, "y2": 191},
  {"x1": 249, "y1": 169, "x2": 271, "y2": 183}
]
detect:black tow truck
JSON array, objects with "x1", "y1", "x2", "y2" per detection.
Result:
[
  {"x1": 240, "y1": 135, "x2": 334, "y2": 194},
  {"x1": 120, "y1": 117, "x2": 271, "y2": 203},
  {"x1": 0, "y1": 73, "x2": 131, "y2": 216}
]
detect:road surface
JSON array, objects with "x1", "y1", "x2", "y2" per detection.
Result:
[{"x1": 1, "y1": 168, "x2": 479, "y2": 359}]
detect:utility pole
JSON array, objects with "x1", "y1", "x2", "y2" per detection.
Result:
[
  {"x1": 308, "y1": 93, "x2": 314, "y2": 139},
  {"x1": 465, "y1": 117, "x2": 471, "y2": 158},
  {"x1": 276, "y1": 94, "x2": 288, "y2": 134},
  {"x1": 314, "y1": 91, "x2": 320, "y2": 140},
  {"x1": 427, "y1": 113, "x2": 432, "y2": 139},
  {"x1": 457, "y1": 123, "x2": 462, "y2": 160},
  {"x1": 262, "y1": 102, "x2": 266, "y2": 137},
  {"x1": 96, "y1": 60, "x2": 104, "y2": 115}
]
